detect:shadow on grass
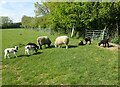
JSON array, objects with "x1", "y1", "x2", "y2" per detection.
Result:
[
  {"x1": 78, "y1": 44, "x2": 86, "y2": 46},
  {"x1": 68, "y1": 45, "x2": 78, "y2": 48},
  {"x1": 58, "y1": 45, "x2": 78, "y2": 49},
  {"x1": 45, "y1": 45, "x2": 55, "y2": 49},
  {"x1": 33, "y1": 52, "x2": 42, "y2": 55},
  {"x1": 18, "y1": 52, "x2": 42, "y2": 58},
  {"x1": 109, "y1": 45, "x2": 115, "y2": 48},
  {"x1": 41, "y1": 45, "x2": 78, "y2": 49},
  {"x1": 99, "y1": 45, "x2": 116, "y2": 48}
]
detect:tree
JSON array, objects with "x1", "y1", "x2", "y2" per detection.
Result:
[
  {"x1": 34, "y1": 2, "x2": 119, "y2": 39},
  {"x1": 34, "y1": 2, "x2": 49, "y2": 16},
  {"x1": 21, "y1": 15, "x2": 32, "y2": 28},
  {"x1": 0, "y1": 16, "x2": 13, "y2": 28}
]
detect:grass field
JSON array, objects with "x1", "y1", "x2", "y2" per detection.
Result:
[{"x1": 2, "y1": 29, "x2": 118, "y2": 85}]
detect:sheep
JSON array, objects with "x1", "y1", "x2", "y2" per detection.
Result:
[
  {"x1": 98, "y1": 39, "x2": 109, "y2": 47},
  {"x1": 4, "y1": 46, "x2": 18, "y2": 59},
  {"x1": 85, "y1": 37, "x2": 91, "y2": 45},
  {"x1": 25, "y1": 43, "x2": 39, "y2": 55},
  {"x1": 54, "y1": 36, "x2": 69, "y2": 49},
  {"x1": 37, "y1": 36, "x2": 51, "y2": 49}
]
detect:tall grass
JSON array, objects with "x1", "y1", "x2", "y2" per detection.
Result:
[{"x1": 2, "y1": 29, "x2": 118, "y2": 85}]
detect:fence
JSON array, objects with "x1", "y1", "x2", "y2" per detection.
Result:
[{"x1": 85, "y1": 28, "x2": 108, "y2": 41}]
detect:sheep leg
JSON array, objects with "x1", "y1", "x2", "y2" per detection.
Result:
[
  {"x1": 89, "y1": 41, "x2": 91, "y2": 45},
  {"x1": 32, "y1": 49, "x2": 34, "y2": 54},
  {"x1": 40, "y1": 45, "x2": 42, "y2": 49},
  {"x1": 7, "y1": 54, "x2": 10, "y2": 58},
  {"x1": 26, "y1": 49, "x2": 30, "y2": 55},
  {"x1": 38, "y1": 42, "x2": 42, "y2": 49},
  {"x1": 58, "y1": 45, "x2": 61, "y2": 48},
  {"x1": 34, "y1": 48, "x2": 37, "y2": 53},
  {"x1": 48, "y1": 43, "x2": 51, "y2": 47},
  {"x1": 4, "y1": 54, "x2": 7, "y2": 59},
  {"x1": 107, "y1": 42, "x2": 109, "y2": 47},
  {"x1": 66, "y1": 45, "x2": 68, "y2": 49},
  {"x1": 27, "y1": 50, "x2": 30, "y2": 55},
  {"x1": 14, "y1": 52, "x2": 17, "y2": 58},
  {"x1": 105, "y1": 43, "x2": 106, "y2": 47},
  {"x1": 55, "y1": 45, "x2": 57, "y2": 48}
]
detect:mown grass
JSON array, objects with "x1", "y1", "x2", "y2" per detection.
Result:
[{"x1": 2, "y1": 29, "x2": 118, "y2": 85}]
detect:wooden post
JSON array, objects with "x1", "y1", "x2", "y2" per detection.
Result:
[
  {"x1": 71, "y1": 26, "x2": 75, "y2": 37},
  {"x1": 102, "y1": 26, "x2": 106, "y2": 40}
]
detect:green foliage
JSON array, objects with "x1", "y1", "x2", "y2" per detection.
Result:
[
  {"x1": 0, "y1": 16, "x2": 21, "y2": 29},
  {"x1": 22, "y1": 2, "x2": 120, "y2": 39},
  {"x1": 34, "y1": 2, "x2": 49, "y2": 16},
  {"x1": 2, "y1": 29, "x2": 118, "y2": 85},
  {"x1": 111, "y1": 36, "x2": 119, "y2": 44},
  {"x1": 44, "y1": 2, "x2": 119, "y2": 36},
  {"x1": 0, "y1": 16, "x2": 12, "y2": 24}
]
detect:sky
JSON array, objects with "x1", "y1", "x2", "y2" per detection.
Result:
[{"x1": 0, "y1": 0, "x2": 41, "y2": 22}]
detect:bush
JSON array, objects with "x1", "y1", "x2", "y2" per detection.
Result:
[{"x1": 111, "y1": 36, "x2": 119, "y2": 44}]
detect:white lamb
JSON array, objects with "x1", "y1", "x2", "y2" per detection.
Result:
[
  {"x1": 54, "y1": 36, "x2": 69, "y2": 49},
  {"x1": 4, "y1": 46, "x2": 18, "y2": 59}
]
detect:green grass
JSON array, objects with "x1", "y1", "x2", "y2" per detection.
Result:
[{"x1": 2, "y1": 29, "x2": 118, "y2": 85}]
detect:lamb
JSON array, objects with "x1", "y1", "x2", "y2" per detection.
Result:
[
  {"x1": 54, "y1": 36, "x2": 69, "y2": 49},
  {"x1": 98, "y1": 39, "x2": 109, "y2": 47},
  {"x1": 85, "y1": 37, "x2": 91, "y2": 45},
  {"x1": 27, "y1": 42, "x2": 39, "y2": 49},
  {"x1": 37, "y1": 36, "x2": 51, "y2": 49},
  {"x1": 4, "y1": 46, "x2": 18, "y2": 59},
  {"x1": 25, "y1": 43, "x2": 39, "y2": 55}
]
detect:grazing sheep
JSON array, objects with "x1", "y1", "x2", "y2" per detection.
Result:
[
  {"x1": 85, "y1": 37, "x2": 91, "y2": 45},
  {"x1": 78, "y1": 40, "x2": 85, "y2": 45},
  {"x1": 25, "y1": 43, "x2": 39, "y2": 55},
  {"x1": 4, "y1": 46, "x2": 18, "y2": 59},
  {"x1": 54, "y1": 36, "x2": 69, "y2": 49},
  {"x1": 98, "y1": 39, "x2": 109, "y2": 47},
  {"x1": 37, "y1": 36, "x2": 51, "y2": 49}
]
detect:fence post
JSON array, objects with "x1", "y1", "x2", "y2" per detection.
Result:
[
  {"x1": 71, "y1": 26, "x2": 74, "y2": 37},
  {"x1": 102, "y1": 26, "x2": 107, "y2": 40}
]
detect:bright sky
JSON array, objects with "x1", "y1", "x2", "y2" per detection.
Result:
[{"x1": 0, "y1": 0, "x2": 41, "y2": 22}]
